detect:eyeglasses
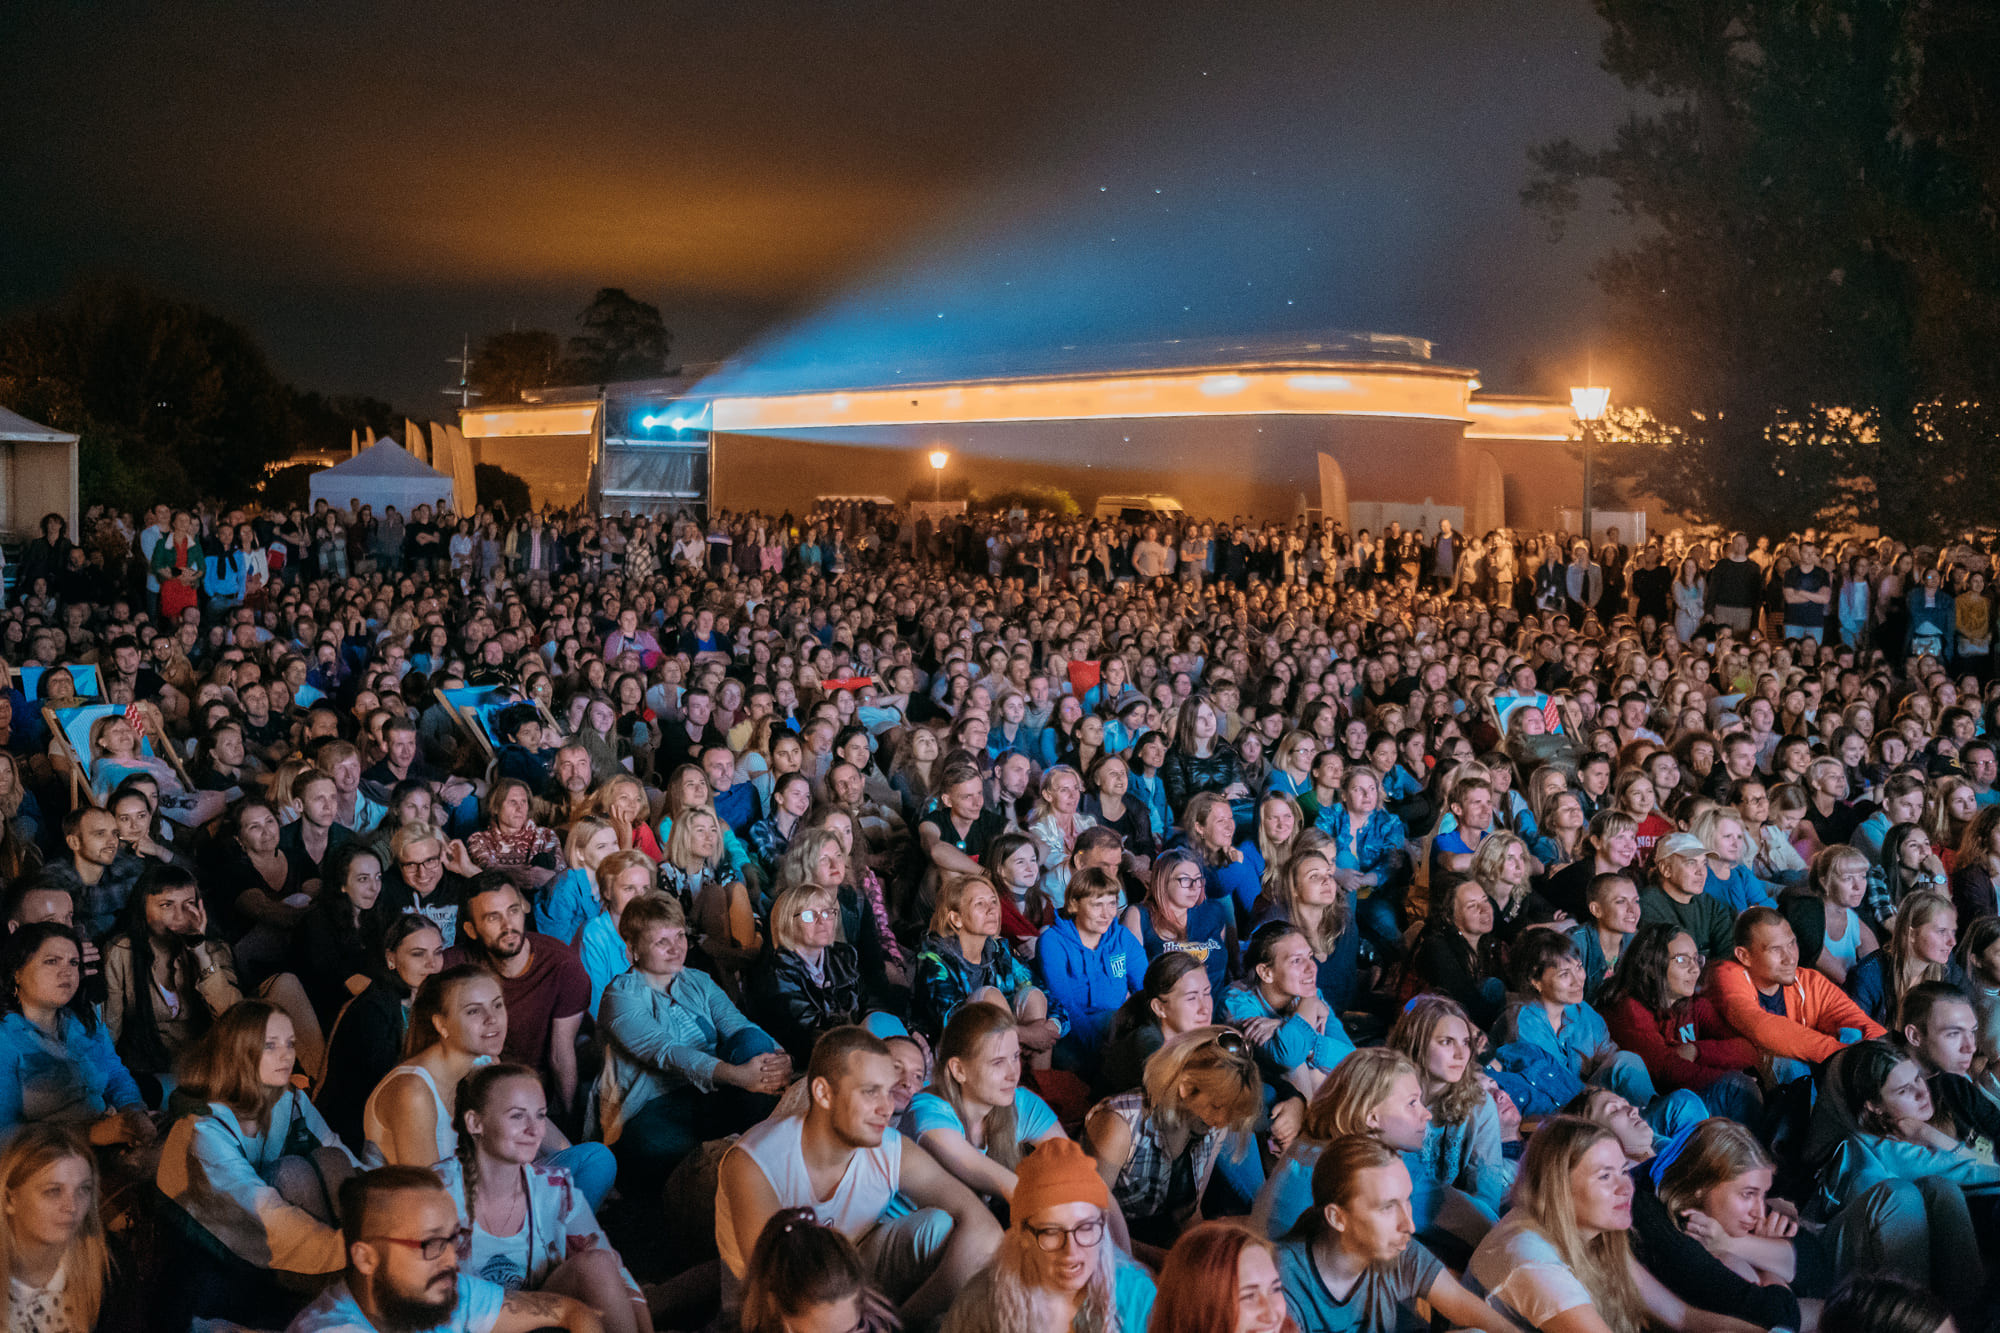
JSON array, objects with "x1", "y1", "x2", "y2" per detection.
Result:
[
  {"x1": 367, "y1": 1228, "x2": 468, "y2": 1260},
  {"x1": 1669, "y1": 952, "x2": 1700, "y2": 967},
  {"x1": 1027, "y1": 1216, "x2": 1105, "y2": 1251},
  {"x1": 400, "y1": 854, "x2": 442, "y2": 874},
  {"x1": 795, "y1": 909, "x2": 833, "y2": 924},
  {"x1": 1171, "y1": 873, "x2": 1205, "y2": 888}
]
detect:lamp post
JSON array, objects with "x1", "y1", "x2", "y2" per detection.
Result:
[
  {"x1": 928, "y1": 449, "x2": 949, "y2": 502},
  {"x1": 1569, "y1": 385, "x2": 1610, "y2": 546}
]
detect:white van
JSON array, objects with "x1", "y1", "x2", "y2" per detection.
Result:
[{"x1": 1093, "y1": 493, "x2": 1186, "y2": 523}]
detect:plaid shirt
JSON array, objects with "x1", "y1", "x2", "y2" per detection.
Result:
[{"x1": 1095, "y1": 1090, "x2": 1221, "y2": 1226}]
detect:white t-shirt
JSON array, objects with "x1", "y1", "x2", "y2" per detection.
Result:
[{"x1": 1467, "y1": 1215, "x2": 1595, "y2": 1329}]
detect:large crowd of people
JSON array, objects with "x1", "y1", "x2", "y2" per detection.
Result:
[{"x1": 1, "y1": 492, "x2": 1995, "y2": 1333}]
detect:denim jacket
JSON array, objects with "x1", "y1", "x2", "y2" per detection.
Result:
[
  {"x1": 0, "y1": 1010, "x2": 144, "y2": 1133},
  {"x1": 1314, "y1": 803, "x2": 1410, "y2": 884}
]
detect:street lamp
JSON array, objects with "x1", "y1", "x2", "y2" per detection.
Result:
[
  {"x1": 928, "y1": 449, "x2": 949, "y2": 501},
  {"x1": 1570, "y1": 385, "x2": 1611, "y2": 545}
]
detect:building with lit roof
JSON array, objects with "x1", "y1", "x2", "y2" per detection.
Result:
[{"x1": 459, "y1": 332, "x2": 1643, "y2": 536}]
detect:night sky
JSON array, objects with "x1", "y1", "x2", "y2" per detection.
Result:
[{"x1": 0, "y1": 1, "x2": 1640, "y2": 411}]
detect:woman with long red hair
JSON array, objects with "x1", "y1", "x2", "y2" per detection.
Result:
[{"x1": 1149, "y1": 1220, "x2": 1297, "y2": 1333}]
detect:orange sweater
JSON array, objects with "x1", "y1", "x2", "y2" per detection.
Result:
[{"x1": 1709, "y1": 961, "x2": 1886, "y2": 1064}]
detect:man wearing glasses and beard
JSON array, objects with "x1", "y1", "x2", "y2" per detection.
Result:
[{"x1": 287, "y1": 1165, "x2": 602, "y2": 1333}]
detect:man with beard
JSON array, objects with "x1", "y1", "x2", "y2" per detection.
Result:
[
  {"x1": 540, "y1": 741, "x2": 595, "y2": 830},
  {"x1": 34, "y1": 805, "x2": 146, "y2": 940},
  {"x1": 443, "y1": 878, "x2": 589, "y2": 1116},
  {"x1": 286, "y1": 1165, "x2": 602, "y2": 1333}
]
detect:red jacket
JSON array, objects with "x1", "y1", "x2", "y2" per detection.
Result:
[{"x1": 1601, "y1": 994, "x2": 1760, "y2": 1091}]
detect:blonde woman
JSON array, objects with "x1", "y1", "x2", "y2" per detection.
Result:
[
  {"x1": 1027, "y1": 765, "x2": 1097, "y2": 906},
  {"x1": 538, "y1": 814, "x2": 621, "y2": 946},
  {"x1": 1648, "y1": 1118, "x2": 1813, "y2": 1328},
  {"x1": 1251, "y1": 1048, "x2": 1446, "y2": 1244},
  {"x1": 1242, "y1": 793, "x2": 1305, "y2": 900},
  {"x1": 592, "y1": 772, "x2": 665, "y2": 861},
  {"x1": 941, "y1": 1138, "x2": 1156, "y2": 1333},
  {"x1": 1849, "y1": 889, "x2": 1961, "y2": 1027},
  {"x1": 1084, "y1": 1027, "x2": 1262, "y2": 1259},
  {"x1": 1468, "y1": 1116, "x2": 1762, "y2": 1333},
  {"x1": 662, "y1": 805, "x2": 760, "y2": 1002},
  {"x1": 746, "y1": 879, "x2": 862, "y2": 1065},
  {"x1": 1800, "y1": 844, "x2": 1877, "y2": 987},
  {"x1": 1468, "y1": 830, "x2": 1563, "y2": 946},
  {"x1": 0, "y1": 1125, "x2": 109, "y2": 1333}
]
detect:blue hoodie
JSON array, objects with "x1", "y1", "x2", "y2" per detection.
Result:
[{"x1": 1037, "y1": 915, "x2": 1147, "y2": 1050}]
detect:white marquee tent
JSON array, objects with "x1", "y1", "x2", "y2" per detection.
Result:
[
  {"x1": 308, "y1": 438, "x2": 452, "y2": 517},
  {"x1": 0, "y1": 405, "x2": 79, "y2": 538}
]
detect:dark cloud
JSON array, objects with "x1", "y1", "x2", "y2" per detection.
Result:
[{"x1": 0, "y1": 0, "x2": 1638, "y2": 408}]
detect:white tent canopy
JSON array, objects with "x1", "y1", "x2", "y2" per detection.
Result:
[
  {"x1": 308, "y1": 438, "x2": 453, "y2": 518},
  {"x1": 0, "y1": 405, "x2": 80, "y2": 538}
]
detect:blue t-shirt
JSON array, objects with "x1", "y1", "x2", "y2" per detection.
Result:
[
  {"x1": 907, "y1": 1086, "x2": 1060, "y2": 1148},
  {"x1": 287, "y1": 1274, "x2": 506, "y2": 1333},
  {"x1": 1109, "y1": 1248, "x2": 1159, "y2": 1333}
]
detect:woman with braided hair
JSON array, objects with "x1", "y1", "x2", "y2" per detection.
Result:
[{"x1": 434, "y1": 1062, "x2": 651, "y2": 1333}]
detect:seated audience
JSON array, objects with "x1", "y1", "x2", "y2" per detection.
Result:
[
  {"x1": 1597, "y1": 924, "x2": 1761, "y2": 1120},
  {"x1": 738, "y1": 1206, "x2": 898, "y2": 1333},
  {"x1": 284, "y1": 1163, "x2": 603, "y2": 1332},
  {"x1": 1221, "y1": 922, "x2": 1355, "y2": 1102},
  {"x1": 1122, "y1": 847, "x2": 1235, "y2": 995},
  {"x1": 1709, "y1": 907, "x2": 1886, "y2": 1071},
  {"x1": 1097, "y1": 951, "x2": 1214, "y2": 1098},
  {"x1": 1084, "y1": 1026, "x2": 1261, "y2": 1255},
  {"x1": 156, "y1": 1002, "x2": 358, "y2": 1301},
  {"x1": 0, "y1": 1125, "x2": 116, "y2": 1333},
  {"x1": 1036, "y1": 865, "x2": 1147, "y2": 1063},
  {"x1": 1272, "y1": 1135, "x2": 1516, "y2": 1333},
  {"x1": 0, "y1": 922, "x2": 152, "y2": 1145},
  {"x1": 1468, "y1": 1115, "x2": 1765, "y2": 1332},
  {"x1": 1848, "y1": 889, "x2": 1963, "y2": 1026},
  {"x1": 576, "y1": 848, "x2": 659, "y2": 1015},
  {"x1": 913, "y1": 872, "x2": 1063, "y2": 1059}
]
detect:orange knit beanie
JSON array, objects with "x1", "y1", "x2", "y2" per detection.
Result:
[{"x1": 1011, "y1": 1137, "x2": 1110, "y2": 1222}]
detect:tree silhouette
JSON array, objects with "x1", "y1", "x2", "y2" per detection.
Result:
[
  {"x1": 1525, "y1": 0, "x2": 2000, "y2": 536},
  {"x1": 470, "y1": 328, "x2": 565, "y2": 404},
  {"x1": 567, "y1": 288, "x2": 672, "y2": 385}
]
